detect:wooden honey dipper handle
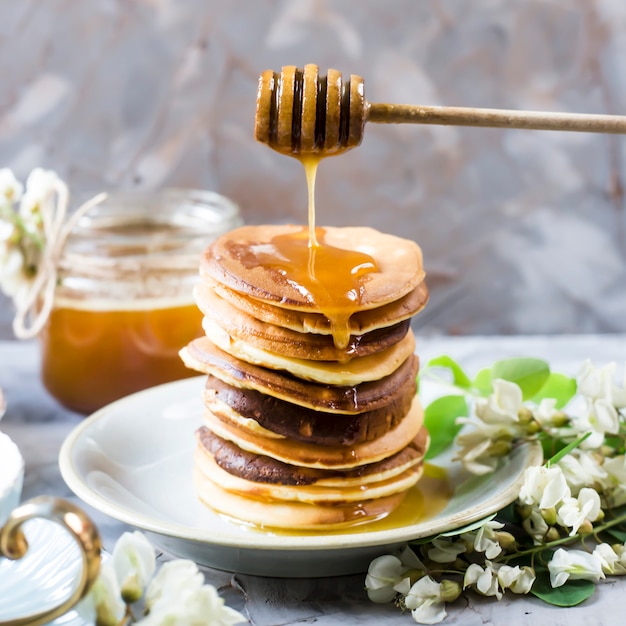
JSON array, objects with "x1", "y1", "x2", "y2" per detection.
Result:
[
  {"x1": 255, "y1": 64, "x2": 626, "y2": 156},
  {"x1": 366, "y1": 102, "x2": 626, "y2": 134}
]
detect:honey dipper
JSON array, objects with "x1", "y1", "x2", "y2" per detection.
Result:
[{"x1": 255, "y1": 64, "x2": 626, "y2": 155}]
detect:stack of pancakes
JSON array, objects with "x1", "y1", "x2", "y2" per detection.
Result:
[{"x1": 180, "y1": 224, "x2": 430, "y2": 530}]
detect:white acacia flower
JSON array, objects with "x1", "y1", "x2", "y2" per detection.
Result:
[
  {"x1": 365, "y1": 554, "x2": 409, "y2": 603},
  {"x1": 145, "y1": 559, "x2": 204, "y2": 610},
  {"x1": 427, "y1": 538, "x2": 466, "y2": 564},
  {"x1": 75, "y1": 562, "x2": 126, "y2": 626},
  {"x1": 471, "y1": 520, "x2": 505, "y2": 559},
  {"x1": 111, "y1": 531, "x2": 156, "y2": 603},
  {"x1": 453, "y1": 432, "x2": 499, "y2": 475},
  {"x1": 517, "y1": 465, "x2": 570, "y2": 510},
  {"x1": 404, "y1": 576, "x2": 449, "y2": 625},
  {"x1": 0, "y1": 168, "x2": 23, "y2": 204},
  {"x1": 19, "y1": 168, "x2": 63, "y2": 221},
  {"x1": 138, "y1": 583, "x2": 246, "y2": 626},
  {"x1": 557, "y1": 449, "x2": 607, "y2": 495},
  {"x1": 592, "y1": 543, "x2": 626, "y2": 575},
  {"x1": 577, "y1": 360, "x2": 626, "y2": 408},
  {"x1": 496, "y1": 564, "x2": 535, "y2": 594},
  {"x1": 556, "y1": 488, "x2": 602, "y2": 536},
  {"x1": 569, "y1": 397, "x2": 619, "y2": 449},
  {"x1": 463, "y1": 562, "x2": 502, "y2": 600},
  {"x1": 548, "y1": 548, "x2": 605, "y2": 587},
  {"x1": 533, "y1": 398, "x2": 564, "y2": 429},
  {"x1": 599, "y1": 455, "x2": 626, "y2": 507},
  {"x1": 475, "y1": 379, "x2": 524, "y2": 424},
  {"x1": 522, "y1": 509, "x2": 550, "y2": 545}
]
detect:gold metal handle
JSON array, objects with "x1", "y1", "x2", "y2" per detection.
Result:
[{"x1": 0, "y1": 496, "x2": 101, "y2": 626}]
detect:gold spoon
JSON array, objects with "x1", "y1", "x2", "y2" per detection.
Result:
[{"x1": 255, "y1": 64, "x2": 626, "y2": 156}]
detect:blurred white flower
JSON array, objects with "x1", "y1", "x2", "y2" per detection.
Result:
[
  {"x1": 599, "y1": 455, "x2": 626, "y2": 507},
  {"x1": 556, "y1": 488, "x2": 602, "y2": 536},
  {"x1": 475, "y1": 379, "x2": 524, "y2": 425},
  {"x1": 19, "y1": 167, "x2": 63, "y2": 223},
  {"x1": 0, "y1": 168, "x2": 23, "y2": 204},
  {"x1": 518, "y1": 465, "x2": 570, "y2": 510},
  {"x1": 404, "y1": 576, "x2": 452, "y2": 625},
  {"x1": 557, "y1": 449, "x2": 607, "y2": 495},
  {"x1": 548, "y1": 548, "x2": 605, "y2": 587},
  {"x1": 112, "y1": 531, "x2": 156, "y2": 603},
  {"x1": 569, "y1": 397, "x2": 619, "y2": 449},
  {"x1": 577, "y1": 360, "x2": 626, "y2": 408},
  {"x1": 145, "y1": 559, "x2": 204, "y2": 610},
  {"x1": 138, "y1": 582, "x2": 245, "y2": 626},
  {"x1": 75, "y1": 563, "x2": 126, "y2": 626}
]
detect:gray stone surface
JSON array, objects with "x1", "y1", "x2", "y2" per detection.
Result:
[{"x1": 1, "y1": 1, "x2": 626, "y2": 338}]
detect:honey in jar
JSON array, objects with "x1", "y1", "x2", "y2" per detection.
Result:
[{"x1": 40, "y1": 189, "x2": 242, "y2": 414}]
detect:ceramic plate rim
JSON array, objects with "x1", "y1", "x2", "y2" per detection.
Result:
[{"x1": 59, "y1": 376, "x2": 542, "y2": 553}]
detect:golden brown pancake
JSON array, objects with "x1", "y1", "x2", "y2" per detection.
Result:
[
  {"x1": 180, "y1": 339, "x2": 420, "y2": 414},
  {"x1": 202, "y1": 320, "x2": 416, "y2": 386},
  {"x1": 196, "y1": 279, "x2": 429, "y2": 336},
  {"x1": 196, "y1": 285, "x2": 411, "y2": 361},
  {"x1": 202, "y1": 374, "x2": 416, "y2": 445},
  {"x1": 200, "y1": 225, "x2": 425, "y2": 311},
  {"x1": 196, "y1": 426, "x2": 429, "y2": 486},
  {"x1": 194, "y1": 446, "x2": 423, "y2": 503},
  {"x1": 193, "y1": 468, "x2": 412, "y2": 530},
  {"x1": 201, "y1": 395, "x2": 424, "y2": 469}
]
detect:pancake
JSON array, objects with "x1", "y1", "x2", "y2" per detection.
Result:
[
  {"x1": 203, "y1": 374, "x2": 416, "y2": 445},
  {"x1": 201, "y1": 395, "x2": 424, "y2": 469},
  {"x1": 193, "y1": 470, "x2": 410, "y2": 529},
  {"x1": 194, "y1": 445, "x2": 423, "y2": 503},
  {"x1": 196, "y1": 426, "x2": 429, "y2": 487},
  {"x1": 197, "y1": 278, "x2": 429, "y2": 336},
  {"x1": 196, "y1": 285, "x2": 411, "y2": 361},
  {"x1": 200, "y1": 224, "x2": 425, "y2": 311},
  {"x1": 180, "y1": 338, "x2": 420, "y2": 414},
  {"x1": 203, "y1": 319, "x2": 416, "y2": 386}
]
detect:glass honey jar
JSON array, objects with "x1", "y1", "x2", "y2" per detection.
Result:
[{"x1": 39, "y1": 188, "x2": 241, "y2": 414}]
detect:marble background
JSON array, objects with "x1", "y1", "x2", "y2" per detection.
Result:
[{"x1": 1, "y1": 0, "x2": 626, "y2": 338}]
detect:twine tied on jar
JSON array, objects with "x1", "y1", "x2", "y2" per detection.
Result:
[{"x1": 10, "y1": 180, "x2": 106, "y2": 340}]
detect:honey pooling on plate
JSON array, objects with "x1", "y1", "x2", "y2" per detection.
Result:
[{"x1": 179, "y1": 72, "x2": 430, "y2": 530}]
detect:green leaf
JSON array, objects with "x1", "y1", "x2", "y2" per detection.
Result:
[
  {"x1": 531, "y1": 567, "x2": 596, "y2": 607},
  {"x1": 426, "y1": 355, "x2": 472, "y2": 389},
  {"x1": 545, "y1": 432, "x2": 591, "y2": 467},
  {"x1": 472, "y1": 368, "x2": 492, "y2": 396},
  {"x1": 423, "y1": 395, "x2": 468, "y2": 460},
  {"x1": 532, "y1": 372, "x2": 577, "y2": 409},
  {"x1": 491, "y1": 357, "x2": 550, "y2": 400},
  {"x1": 605, "y1": 528, "x2": 626, "y2": 543}
]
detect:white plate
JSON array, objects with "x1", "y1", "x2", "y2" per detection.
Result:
[
  {"x1": 0, "y1": 518, "x2": 88, "y2": 625},
  {"x1": 59, "y1": 377, "x2": 542, "y2": 578}
]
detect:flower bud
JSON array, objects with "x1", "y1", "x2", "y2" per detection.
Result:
[
  {"x1": 578, "y1": 519, "x2": 594, "y2": 535},
  {"x1": 550, "y1": 411, "x2": 569, "y2": 427},
  {"x1": 541, "y1": 507, "x2": 557, "y2": 526},
  {"x1": 517, "y1": 407, "x2": 534, "y2": 424},
  {"x1": 488, "y1": 439, "x2": 512, "y2": 457},
  {"x1": 494, "y1": 531, "x2": 517, "y2": 552},
  {"x1": 440, "y1": 579, "x2": 462, "y2": 602},
  {"x1": 544, "y1": 527, "x2": 561, "y2": 543},
  {"x1": 525, "y1": 420, "x2": 541, "y2": 435}
]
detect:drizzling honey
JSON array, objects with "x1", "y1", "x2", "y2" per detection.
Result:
[{"x1": 267, "y1": 153, "x2": 380, "y2": 349}]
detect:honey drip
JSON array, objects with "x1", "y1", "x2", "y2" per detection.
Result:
[{"x1": 272, "y1": 153, "x2": 380, "y2": 349}]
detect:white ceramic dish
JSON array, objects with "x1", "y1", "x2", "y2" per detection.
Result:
[
  {"x1": 59, "y1": 377, "x2": 542, "y2": 578},
  {"x1": 0, "y1": 518, "x2": 87, "y2": 625}
]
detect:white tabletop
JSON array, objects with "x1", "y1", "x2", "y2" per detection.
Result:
[{"x1": 2, "y1": 334, "x2": 626, "y2": 625}]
